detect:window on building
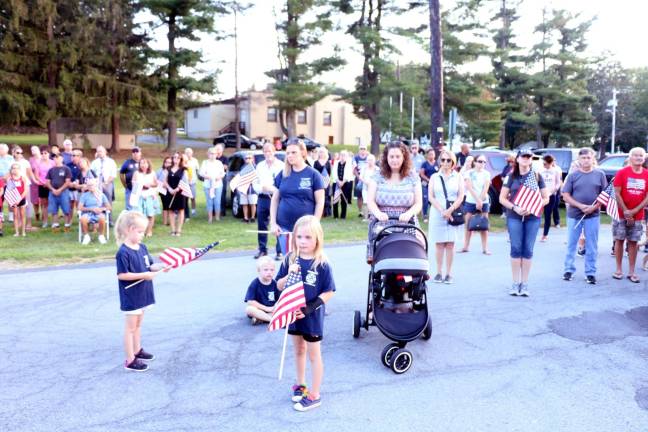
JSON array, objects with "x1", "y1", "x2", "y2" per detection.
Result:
[
  {"x1": 355, "y1": 137, "x2": 362, "y2": 146},
  {"x1": 193, "y1": 109, "x2": 198, "y2": 119},
  {"x1": 267, "y1": 107, "x2": 278, "y2": 122},
  {"x1": 297, "y1": 110, "x2": 307, "y2": 124},
  {"x1": 323, "y1": 111, "x2": 332, "y2": 126}
]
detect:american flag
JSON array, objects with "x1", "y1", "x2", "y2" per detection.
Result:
[
  {"x1": 229, "y1": 164, "x2": 258, "y2": 194},
  {"x1": 332, "y1": 184, "x2": 341, "y2": 204},
  {"x1": 512, "y1": 171, "x2": 544, "y2": 217},
  {"x1": 320, "y1": 168, "x2": 330, "y2": 188},
  {"x1": 4, "y1": 179, "x2": 22, "y2": 207},
  {"x1": 159, "y1": 241, "x2": 219, "y2": 269},
  {"x1": 596, "y1": 182, "x2": 620, "y2": 221},
  {"x1": 278, "y1": 232, "x2": 292, "y2": 255},
  {"x1": 268, "y1": 268, "x2": 306, "y2": 331},
  {"x1": 129, "y1": 182, "x2": 143, "y2": 207},
  {"x1": 178, "y1": 179, "x2": 193, "y2": 198}
]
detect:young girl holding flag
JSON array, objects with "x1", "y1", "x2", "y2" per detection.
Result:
[
  {"x1": 275, "y1": 215, "x2": 335, "y2": 411},
  {"x1": 115, "y1": 210, "x2": 169, "y2": 372}
]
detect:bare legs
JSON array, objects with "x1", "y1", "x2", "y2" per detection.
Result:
[{"x1": 293, "y1": 336, "x2": 323, "y2": 399}]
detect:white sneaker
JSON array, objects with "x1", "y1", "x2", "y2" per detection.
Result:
[
  {"x1": 98, "y1": 235, "x2": 107, "y2": 245},
  {"x1": 82, "y1": 234, "x2": 91, "y2": 245}
]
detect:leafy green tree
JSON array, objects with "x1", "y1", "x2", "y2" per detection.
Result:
[
  {"x1": 267, "y1": 0, "x2": 344, "y2": 139},
  {"x1": 141, "y1": 0, "x2": 227, "y2": 152}
]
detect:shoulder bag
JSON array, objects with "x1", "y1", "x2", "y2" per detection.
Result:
[
  {"x1": 439, "y1": 175, "x2": 464, "y2": 226},
  {"x1": 468, "y1": 211, "x2": 489, "y2": 231}
]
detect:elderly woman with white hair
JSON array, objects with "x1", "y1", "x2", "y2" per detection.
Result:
[{"x1": 313, "y1": 146, "x2": 332, "y2": 217}]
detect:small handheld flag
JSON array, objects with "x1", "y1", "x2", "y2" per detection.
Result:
[
  {"x1": 178, "y1": 180, "x2": 193, "y2": 199},
  {"x1": 159, "y1": 241, "x2": 219, "y2": 269},
  {"x1": 268, "y1": 269, "x2": 306, "y2": 332},
  {"x1": 229, "y1": 164, "x2": 258, "y2": 194},
  {"x1": 512, "y1": 171, "x2": 544, "y2": 217},
  {"x1": 4, "y1": 180, "x2": 22, "y2": 207},
  {"x1": 596, "y1": 182, "x2": 620, "y2": 221}
]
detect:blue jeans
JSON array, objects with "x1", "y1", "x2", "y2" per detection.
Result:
[
  {"x1": 125, "y1": 188, "x2": 133, "y2": 210},
  {"x1": 507, "y1": 216, "x2": 541, "y2": 259},
  {"x1": 204, "y1": 186, "x2": 223, "y2": 213},
  {"x1": 48, "y1": 190, "x2": 71, "y2": 215},
  {"x1": 564, "y1": 216, "x2": 600, "y2": 276},
  {"x1": 257, "y1": 195, "x2": 280, "y2": 254}
]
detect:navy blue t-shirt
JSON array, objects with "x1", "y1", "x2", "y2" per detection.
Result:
[
  {"x1": 276, "y1": 255, "x2": 336, "y2": 337},
  {"x1": 116, "y1": 243, "x2": 155, "y2": 311},
  {"x1": 244, "y1": 278, "x2": 280, "y2": 307},
  {"x1": 67, "y1": 162, "x2": 82, "y2": 188},
  {"x1": 421, "y1": 161, "x2": 438, "y2": 183},
  {"x1": 274, "y1": 166, "x2": 325, "y2": 231},
  {"x1": 120, "y1": 158, "x2": 139, "y2": 190}
]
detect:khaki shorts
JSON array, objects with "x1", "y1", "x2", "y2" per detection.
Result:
[
  {"x1": 612, "y1": 219, "x2": 643, "y2": 242},
  {"x1": 239, "y1": 193, "x2": 258, "y2": 205}
]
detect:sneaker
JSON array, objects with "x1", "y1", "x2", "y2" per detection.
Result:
[
  {"x1": 577, "y1": 248, "x2": 585, "y2": 257},
  {"x1": 191, "y1": 209, "x2": 196, "y2": 216},
  {"x1": 98, "y1": 234, "x2": 107, "y2": 245},
  {"x1": 42, "y1": 222, "x2": 48, "y2": 229},
  {"x1": 124, "y1": 358, "x2": 148, "y2": 372},
  {"x1": 253, "y1": 250, "x2": 267, "y2": 259},
  {"x1": 443, "y1": 275, "x2": 453, "y2": 284},
  {"x1": 519, "y1": 283, "x2": 530, "y2": 297},
  {"x1": 291, "y1": 384, "x2": 307, "y2": 402},
  {"x1": 51, "y1": 223, "x2": 60, "y2": 229},
  {"x1": 82, "y1": 234, "x2": 91, "y2": 245},
  {"x1": 294, "y1": 395, "x2": 321, "y2": 412},
  {"x1": 562, "y1": 272, "x2": 573, "y2": 281},
  {"x1": 134, "y1": 348, "x2": 155, "y2": 361},
  {"x1": 610, "y1": 246, "x2": 615, "y2": 256},
  {"x1": 275, "y1": 253, "x2": 283, "y2": 262},
  {"x1": 586, "y1": 275, "x2": 597, "y2": 285},
  {"x1": 509, "y1": 283, "x2": 520, "y2": 296},
  {"x1": 433, "y1": 274, "x2": 443, "y2": 283}
]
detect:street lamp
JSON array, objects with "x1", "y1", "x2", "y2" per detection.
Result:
[{"x1": 607, "y1": 89, "x2": 618, "y2": 153}]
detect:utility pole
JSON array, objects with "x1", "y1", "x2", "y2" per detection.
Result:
[
  {"x1": 428, "y1": 0, "x2": 444, "y2": 149},
  {"x1": 608, "y1": 88, "x2": 618, "y2": 153},
  {"x1": 234, "y1": 3, "x2": 242, "y2": 150}
]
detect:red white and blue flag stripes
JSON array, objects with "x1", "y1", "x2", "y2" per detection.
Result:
[
  {"x1": 512, "y1": 171, "x2": 544, "y2": 217},
  {"x1": 596, "y1": 182, "x2": 620, "y2": 221},
  {"x1": 230, "y1": 163, "x2": 258, "y2": 194},
  {"x1": 178, "y1": 180, "x2": 193, "y2": 199},
  {"x1": 277, "y1": 232, "x2": 292, "y2": 255},
  {"x1": 4, "y1": 179, "x2": 22, "y2": 207},
  {"x1": 159, "y1": 241, "x2": 219, "y2": 269},
  {"x1": 268, "y1": 269, "x2": 306, "y2": 332}
]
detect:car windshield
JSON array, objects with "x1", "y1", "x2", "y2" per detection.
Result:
[
  {"x1": 488, "y1": 154, "x2": 507, "y2": 171},
  {"x1": 599, "y1": 156, "x2": 626, "y2": 169}
]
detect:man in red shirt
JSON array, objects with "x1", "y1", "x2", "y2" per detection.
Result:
[{"x1": 613, "y1": 147, "x2": 648, "y2": 282}]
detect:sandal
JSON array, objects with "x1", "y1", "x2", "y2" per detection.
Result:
[
  {"x1": 627, "y1": 274, "x2": 640, "y2": 283},
  {"x1": 482, "y1": 250, "x2": 492, "y2": 255},
  {"x1": 458, "y1": 249, "x2": 469, "y2": 253},
  {"x1": 612, "y1": 272, "x2": 623, "y2": 280}
]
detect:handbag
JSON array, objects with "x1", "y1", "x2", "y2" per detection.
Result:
[
  {"x1": 439, "y1": 175, "x2": 464, "y2": 226},
  {"x1": 468, "y1": 211, "x2": 489, "y2": 231}
]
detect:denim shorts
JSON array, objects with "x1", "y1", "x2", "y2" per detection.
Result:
[
  {"x1": 48, "y1": 190, "x2": 71, "y2": 215},
  {"x1": 507, "y1": 216, "x2": 541, "y2": 259},
  {"x1": 464, "y1": 202, "x2": 490, "y2": 214}
]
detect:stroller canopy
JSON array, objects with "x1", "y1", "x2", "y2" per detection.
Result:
[{"x1": 373, "y1": 232, "x2": 428, "y2": 273}]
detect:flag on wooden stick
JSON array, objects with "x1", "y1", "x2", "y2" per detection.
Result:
[
  {"x1": 178, "y1": 180, "x2": 193, "y2": 199},
  {"x1": 596, "y1": 182, "x2": 620, "y2": 221},
  {"x1": 229, "y1": 164, "x2": 258, "y2": 194},
  {"x1": 268, "y1": 269, "x2": 306, "y2": 331},
  {"x1": 512, "y1": 171, "x2": 544, "y2": 217}
]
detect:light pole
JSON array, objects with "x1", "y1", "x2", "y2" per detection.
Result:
[{"x1": 608, "y1": 88, "x2": 618, "y2": 153}]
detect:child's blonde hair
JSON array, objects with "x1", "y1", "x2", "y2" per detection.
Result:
[
  {"x1": 289, "y1": 215, "x2": 326, "y2": 269},
  {"x1": 256, "y1": 255, "x2": 275, "y2": 272},
  {"x1": 114, "y1": 210, "x2": 148, "y2": 245}
]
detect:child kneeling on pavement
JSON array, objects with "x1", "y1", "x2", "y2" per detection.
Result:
[{"x1": 244, "y1": 255, "x2": 280, "y2": 324}]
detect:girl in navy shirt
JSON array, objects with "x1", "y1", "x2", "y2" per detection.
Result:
[
  {"x1": 276, "y1": 215, "x2": 335, "y2": 412},
  {"x1": 115, "y1": 210, "x2": 169, "y2": 372}
]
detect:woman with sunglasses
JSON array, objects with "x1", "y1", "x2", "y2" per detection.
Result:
[
  {"x1": 163, "y1": 152, "x2": 189, "y2": 236},
  {"x1": 366, "y1": 142, "x2": 422, "y2": 263},
  {"x1": 460, "y1": 155, "x2": 491, "y2": 254},
  {"x1": 499, "y1": 149, "x2": 549, "y2": 296},
  {"x1": 428, "y1": 150, "x2": 464, "y2": 283}
]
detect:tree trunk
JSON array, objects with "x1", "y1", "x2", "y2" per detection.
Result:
[
  {"x1": 286, "y1": 110, "x2": 296, "y2": 138},
  {"x1": 46, "y1": 13, "x2": 57, "y2": 147},
  {"x1": 165, "y1": 13, "x2": 178, "y2": 153},
  {"x1": 112, "y1": 111, "x2": 121, "y2": 153},
  {"x1": 279, "y1": 109, "x2": 289, "y2": 137},
  {"x1": 369, "y1": 112, "x2": 381, "y2": 155},
  {"x1": 428, "y1": 0, "x2": 444, "y2": 149}
]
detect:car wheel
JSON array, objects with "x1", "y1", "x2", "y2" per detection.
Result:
[{"x1": 249, "y1": 143, "x2": 257, "y2": 150}]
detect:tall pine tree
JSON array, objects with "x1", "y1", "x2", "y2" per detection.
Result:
[{"x1": 267, "y1": 0, "x2": 344, "y2": 139}]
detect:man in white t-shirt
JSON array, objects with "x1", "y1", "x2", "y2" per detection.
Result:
[{"x1": 90, "y1": 146, "x2": 117, "y2": 223}]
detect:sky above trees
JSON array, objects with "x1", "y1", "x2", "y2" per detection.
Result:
[{"x1": 142, "y1": 0, "x2": 648, "y2": 98}]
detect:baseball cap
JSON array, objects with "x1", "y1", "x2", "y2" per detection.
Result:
[
  {"x1": 63, "y1": 139, "x2": 73, "y2": 147},
  {"x1": 517, "y1": 148, "x2": 534, "y2": 157},
  {"x1": 131, "y1": 146, "x2": 141, "y2": 152}
]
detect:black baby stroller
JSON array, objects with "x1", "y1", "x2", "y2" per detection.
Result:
[{"x1": 353, "y1": 221, "x2": 432, "y2": 374}]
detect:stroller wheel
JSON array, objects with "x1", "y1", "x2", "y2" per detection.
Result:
[
  {"x1": 390, "y1": 349, "x2": 413, "y2": 374},
  {"x1": 353, "y1": 310, "x2": 361, "y2": 338},
  {"x1": 421, "y1": 318, "x2": 433, "y2": 340},
  {"x1": 380, "y1": 343, "x2": 400, "y2": 368}
]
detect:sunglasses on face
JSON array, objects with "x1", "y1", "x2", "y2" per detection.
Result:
[
  {"x1": 476, "y1": 160, "x2": 486, "y2": 164},
  {"x1": 15, "y1": 151, "x2": 22, "y2": 155},
  {"x1": 520, "y1": 154, "x2": 532, "y2": 159},
  {"x1": 440, "y1": 158, "x2": 451, "y2": 163}
]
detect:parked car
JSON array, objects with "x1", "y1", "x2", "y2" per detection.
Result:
[
  {"x1": 281, "y1": 136, "x2": 322, "y2": 151},
  {"x1": 598, "y1": 153, "x2": 628, "y2": 183},
  {"x1": 532, "y1": 148, "x2": 580, "y2": 179},
  {"x1": 469, "y1": 149, "x2": 513, "y2": 214},
  {"x1": 226, "y1": 150, "x2": 286, "y2": 218},
  {"x1": 213, "y1": 133, "x2": 263, "y2": 149}
]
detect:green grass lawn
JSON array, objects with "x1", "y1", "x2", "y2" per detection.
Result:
[{"x1": 0, "y1": 134, "x2": 49, "y2": 146}]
